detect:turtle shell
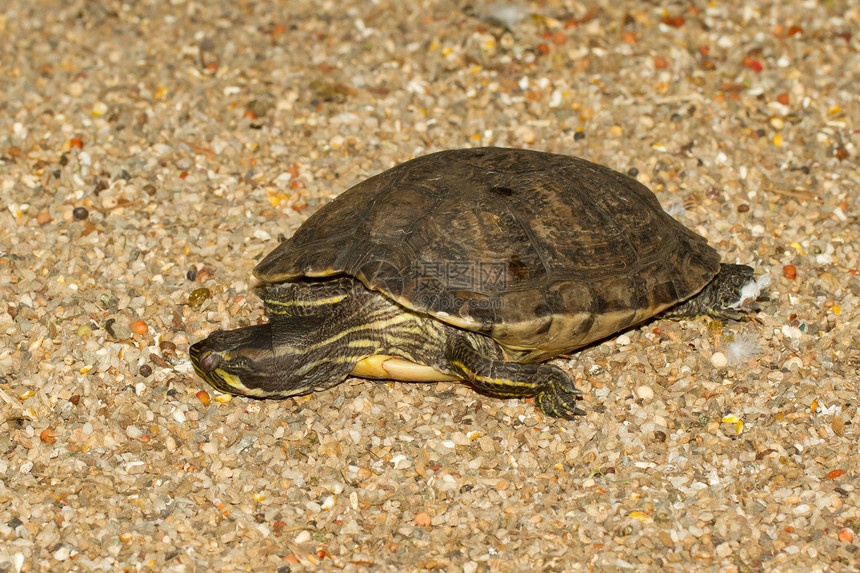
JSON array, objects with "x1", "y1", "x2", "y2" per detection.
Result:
[{"x1": 255, "y1": 147, "x2": 720, "y2": 362}]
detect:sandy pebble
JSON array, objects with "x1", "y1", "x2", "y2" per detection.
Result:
[
  {"x1": 636, "y1": 385, "x2": 654, "y2": 400},
  {"x1": 710, "y1": 351, "x2": 728, "y2": 368}
]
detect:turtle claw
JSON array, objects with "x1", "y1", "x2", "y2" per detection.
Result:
[
  {"x1": 534, "y1": 371, "x2": 584, "y2": 420},
  {"x1": 535, "y1": 390, "x2": 583, "y2": 420}
]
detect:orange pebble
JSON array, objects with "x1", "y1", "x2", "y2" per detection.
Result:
[
  {"x1": 838, "y1": 528, "x2": 854, "y2": 543},
  {"x1": 40, "y1": 428, "x2": 57, "y2": 444},
  {"x1": 196, "y1": 390, "x2": 211, "y2": 406},
  {"x1": 131, "y1": 320, "x2": 149, "y2": 335},
  {"x1": 782, "y1": 265, "x2": 797, "y2": 280},
  {"x1": 37, "y1": 211, "x2": 52, "y2": 225}
]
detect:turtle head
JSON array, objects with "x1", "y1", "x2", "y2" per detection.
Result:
[
  {"x1": 189, "y1": 323, "x2": 312, "y2": 398},
  {"x1": 666, "y1": 263, "x2": 770, "y2": 321}
]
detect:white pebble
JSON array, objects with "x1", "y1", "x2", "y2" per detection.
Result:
[
  {"x1": 636, "y1": 385, "x2": 654, "y2": 400},
  {"x1": 616, "y1": 334, "x2": 632, "y2": 346},
  {"x1": 321, "y1": 495, "x2": 335, "y2": 510},
  {"x1": 172, "y1": 408, "x2": 187, "y2": 424},
  {"x1": 53, "y1": 546, "x2": 71, "y2": 561},
  {"x1": 710, "y1": 351, "x2": 728, "y2": 368}
]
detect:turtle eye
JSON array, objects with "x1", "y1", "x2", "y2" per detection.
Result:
[{"x1": 199, "y1": 352, "x2": 222, "y2": 371}]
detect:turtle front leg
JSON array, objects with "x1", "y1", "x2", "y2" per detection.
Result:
[{"x1": 444, "y1": 334, "x2": 584, "y2": 420}]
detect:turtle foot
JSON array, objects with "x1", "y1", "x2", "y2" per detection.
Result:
[{"x1": 534, "y1": 369, "x2": 584, "y2": 420}]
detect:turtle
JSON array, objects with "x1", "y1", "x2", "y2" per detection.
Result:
[{"x1": 190, "y1": 147, "x2": 768, "y2": 419}]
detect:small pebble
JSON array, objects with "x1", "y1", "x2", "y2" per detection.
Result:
[
  {"x1": 72, "y1": 206, "x2": 89, "y2": 221},
  {"x1": 101, "y1": 195, "x2": 118, "y2": 210},
  {"x1": 53, "y1": 546, "x2": 71, "y2": 561},
  {"x1": 783, "y1": 265, "x2": 797, "y2": 279},
  {"x1": 40, "y1": 428, "x2": 57, "y2": 444},
  {"x1": 37, "y1": 211, "x2": 52, "y2": 224},
  {"x1": 197, "y1": 390, "x2": 211, "y2": 406},
  {"x1": 160, "y1": 340, "x2": 177, "y2": 354},
  {"x1": 837, "y1": 528, "x2": 854, "y2": 543},
  {"x1": 196, "y1": 268, "x2": 214, "y2": 283},
  {"x1": 131, "y1": 320, "x2": 149, "y2": 335},
  {"x1": 139, "y1": 364, "x2": 153, "y2": 377},
  {"x1": 636, "y1": 385, "x2": 654, "y2": 400},
  {"x1": 189, "y1": 287, "x2": 211, "y2": 308},
  {"x1": 76, "y1": 324, "x2": 92, "y2": 338},
  {"x1": 737, "y1": 204, "x2": 750, "y2": 213},
  {"x1": 710, "y1": 351, "x2": 728, "y2": 368}
]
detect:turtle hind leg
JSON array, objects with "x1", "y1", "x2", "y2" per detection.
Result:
[
  {"x1": 444, "y1": 334, "x2": 583, "y2": 420},
  {"x1": 664, "y1": 264, "x2": 767, "y2": 321}
]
